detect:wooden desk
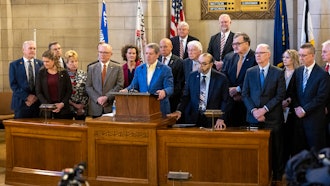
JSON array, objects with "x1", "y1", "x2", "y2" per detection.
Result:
[
  {"x1": 157, "y1": 128, "x2": 271, "y2": 186},
  {"x1": 86, "y1": 116, "x2": 176, "y2": 186},
  {"x1": 4, "y1": 119, "x2": 87, "y2": 186}
]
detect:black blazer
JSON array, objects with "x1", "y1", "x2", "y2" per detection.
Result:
[
  {"x1": 158, "y1": 54, "x2": 185, "y2": 112},
  {"x1": 242, "y1": 65, "x2": 286, "y2": 125},
  {"x1": 170, "y1": 35, "x2": 199, "y2": 59},
  {"x1": 36, "y1": 68, "x2": 72, "y2": 115},
  {"x1": 207, "y1": 31, "x2": 235, "y2": 61}
]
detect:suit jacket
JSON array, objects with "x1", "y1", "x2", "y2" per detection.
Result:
[
  {"x1": 159, "y1": 54, "x2": 184, "y2": 112},
  {"x1": 126, "y1": 61, "x2": 174, "y2": 115},
  {"x1": 86, "y1": 61, "x2": 124, "y2": 116},
  {"x1": 170, "y1": 35, "x2": 199, "y2": 59},
  {"x1": 178, "y1": 69, "x2": 229, "y2": 126},
  {"x1": 35, "y1": 68, "x2": 72, "y2": 115},
  {"x1": 9, "y1": 58, "x2": 43, "y2": 110},
  {"x1": 222, "y1": 50, "x2": 257, "y2": 89},
  {"x1": 242, "y1": 65, "x2": 286, "y2": 125},
  {"x1": 291, "y1": 64, "x2": 330, "y2": 149},
  {"x1": 207, "y1": 31, "x2": 235, "y2": 61},
  {"x1": 182, "y1": 58, "x2": 195, "y2": 83}
]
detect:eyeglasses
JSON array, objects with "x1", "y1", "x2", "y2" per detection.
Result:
[
  {"x1": 232, "y1": 41, "x2": 247, "y2": 46},
  {"x1": 98, "y1": 51, "x2": 111, "y2": 54},
  {"x1": 199, "y1": 62, "x2": 212, "y2": 66},
  {"x1": 255, "y1": 52, "x2": 269, "y2": 55}
]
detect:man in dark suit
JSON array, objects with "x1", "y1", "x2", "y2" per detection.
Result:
[
  {"x1": 207, "y1": 14, "x2": 234, "y2": 71},
  {"x1": 86, "y1": 42, "x2": 124, "y2": 117},
  {"x1": 222, "y1": 32, "x2": 257, "y2": 127},
  {"x1": 292, "y1": 43, "x2": 330, "y2": 153},
  {"x1": 121, "y1": 43, "x2": 174, "y2": 116},
  {"x1": 168, "y1": 53, "x2": 228, "y2": 129},
  {"x1": 183, "y1": 40, "x2": 203, "y2": 82},
  {"x1": 48, "y1": 41, "x2": 66, "y2": 68},
  {"x1": 9, "y1": 40, "x2": 43, "y2": 118},
  {"x1": 242, "y1": 44, "x2": 286, "y2": 181},
  {"x1": 170, "y1": 21, "x2": 199, "y2": 59},
  {"x1": 159, "y1": 38, "x2": 184, "y2": 113}
]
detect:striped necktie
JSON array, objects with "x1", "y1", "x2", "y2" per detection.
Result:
[
  {"x1": 179, "y1": 39, "x2": 184, "y2": 59},
  {"x1": 303, "y1": 68, "x2": 308, "y2": 92},
  {"x1": 28, "y1": 60, "x2": 34, "y2": 92},
  {"x1": 220, "y1": 33, "x2": 226, "y2": 59}
]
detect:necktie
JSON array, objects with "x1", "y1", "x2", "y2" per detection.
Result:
[
  {"x1": 220, "y1": 33, "x2": 226, "y2": 59},
  {"x1": 199, "y1": 75, "x2": 207, "y2": 111},
  {"x1": 303, "y1": 68, "x2": 308, "y2": 92},
  {"x1": 325, "y1": 64, "x2": 329, "y2": 73},
  {"x1": 102, "y1": 64, "x2": 106, "y2": 85},
  {"x1": 162, "y1": 57, "x2": 166, "y2": 64},
  {"x1": 260, "y1": 69, "x2": 265, "y2": 88},
  {"x1": 28, "y1": 60, "x2": 34, "y2": 92},
  {"x1": 236, "y1": 55, "x2": 243, "y2": 78},
  {"x1": 179, "y1": 39, "x2": 184, "y2": 59}
]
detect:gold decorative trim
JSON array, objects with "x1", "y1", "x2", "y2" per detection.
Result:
[{"x1": 201, "y1": 0, "x2": 275, "y2": 20}]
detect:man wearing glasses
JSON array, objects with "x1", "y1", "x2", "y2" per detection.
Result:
[
  {"x1": 167, "y1": 53, "x2": 228, "y2": 129},
  {"x1": 291, "y1": 43, "x2": 330, "y2": 153},
  {"x1": 86, "y1": 42, "x2": 124, "y2": 117},
  {"x1": 222, "y1": 32, "x2": 257, "y2": 127},
  {"x1": 242, "y1": 43, "x2": 286, "y2": 181}
]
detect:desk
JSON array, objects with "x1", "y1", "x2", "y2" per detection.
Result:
[
  {"x1": 4, "y1": 118, "x2": 271, "y2": 186},
  {"x1": 4, "y1": 119, "x2": 87, "y2": 186},
  {"x1": 157, "y1": 128, "x2": 271, "y2": 186},
  {"x1": 86, "y1": 116, "x2": 176, "y2": 186}
]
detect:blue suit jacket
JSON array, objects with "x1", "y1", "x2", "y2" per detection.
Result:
[
  {"x1": 9, "y1": 58, "x2": 43, "y2": 110},
  {"x1": 242, "y1": 65, "x2": 286, "y2": 124},
  {"x1": 178, "y1": 69, "x2": 229, "y2": 125},
  {"x1": 182, "y1": 58, "x2": 195, "y2": 83},
  {"x1": 127, "y1": 62, "x2": 174, "y2": 115},
  {"x1": 222, "y1": 50, "x2": 257, "y2": 88}
]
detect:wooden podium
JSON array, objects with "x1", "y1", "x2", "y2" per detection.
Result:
[{"x1": 111, "y1": 92, "x2": 161, "y2": 121}]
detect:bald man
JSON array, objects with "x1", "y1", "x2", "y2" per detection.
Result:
[{"x1": 159, "y1": 38, "x2": 184, "y2": 112}]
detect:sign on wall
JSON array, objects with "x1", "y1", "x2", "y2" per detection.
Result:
[{"x1": 201, "y1": 0, "x2": 275, "y2": 20}]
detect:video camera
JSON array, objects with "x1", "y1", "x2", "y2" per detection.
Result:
[{"x1": 58, "y1": 162, "x2": 89, "y2": 186}]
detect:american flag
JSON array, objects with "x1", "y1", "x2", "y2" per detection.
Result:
[{"x1": 170, "y1": 0, "x2": 185, "y2": 38}]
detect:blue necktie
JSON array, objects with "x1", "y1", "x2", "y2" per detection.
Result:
[
  {"x1": 303, "y1": 68, "x2": 308, "y2": 92},
  {"x1": 260, "y1": 69, "x2": 265, "y2": 88}
]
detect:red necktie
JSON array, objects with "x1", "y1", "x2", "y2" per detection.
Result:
[
  {"x1": 102, "y1": 64, "x2": 106, "y2": 85},
  {"x1": 326, "y1": 64, "x2": 329, "y2": 73},
  {"x1": 179, "y1": 39, "x2": 184, "y2": 59}
]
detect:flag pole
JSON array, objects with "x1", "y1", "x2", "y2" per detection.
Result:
[{"x1": 33, "y1": 28, "x2": 37, "y2": 58}]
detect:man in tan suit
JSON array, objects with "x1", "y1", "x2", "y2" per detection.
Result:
[{"x1": 86, "y1": 42, "x2": 124, "y2": 117}]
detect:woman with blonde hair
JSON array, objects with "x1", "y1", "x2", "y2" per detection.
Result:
[
  {"x1": 36, "y1": 50, "x2": 72, "y2": 119},
  {"x1": 65, "y1": 50, "x2": 88, "y2": 120},
  {"x1": 281, "y1": 49, "x2": 299, "y2": 166}
]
